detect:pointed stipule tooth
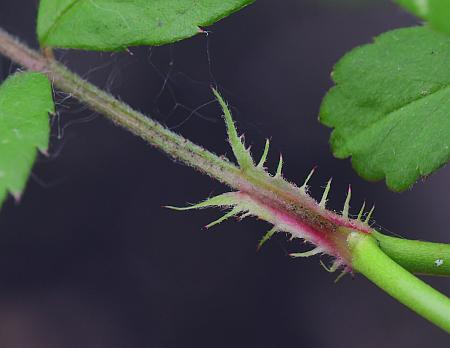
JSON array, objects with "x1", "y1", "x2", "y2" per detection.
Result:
[
  {"x1": 290, "y1": 247, "x2": 323, "y2": 258},
  {"x1": 319, "y1": 178, "x2": 332, "y2": 208},
  {"x1": 364, "y1": 205, "x2": 375, "y2": 224},
  {"x1": 275, "y1": 154, "x2": 283, "y2": 178},
  {"x1": 357, "y1": 201, "x2": 366, "y2": 221},
  {"x1": 300, "y1": 166, "x2": 317, "y2": 192},
  {"x1": 342, "y1": 185, "x2": 351, "y2": 218}
]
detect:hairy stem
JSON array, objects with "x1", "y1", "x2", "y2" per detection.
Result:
[
  {"x1": 0, "y1": 28, "x2": 242, "y2": 187},
  {"x1": 348, "y1": 231, "x2": 450, "y2": 333}
]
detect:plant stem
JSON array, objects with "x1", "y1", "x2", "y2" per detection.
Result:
[
  {"x1": 0, "y1": 28, "x2": 449, "y2": 275},
  {"x1": 348, "y1": 231, "x2": 450, "y2": 333},
  {"x1": 1, "y1": 27, "x2": 449, "y2": 331},
  {"x1": 373, "y1": 231, "x2": 450, "y2": 277},
  {"x1": 0, "y1": 28, "x2": 243, "y2": 188}
]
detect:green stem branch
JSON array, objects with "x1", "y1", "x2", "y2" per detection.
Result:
[
  {"x1": 348, "y1": 232, "x2": 450, "y2": 333},
  {"x1": 374, "y1": 231, "x2": 450, "y2": 277}
]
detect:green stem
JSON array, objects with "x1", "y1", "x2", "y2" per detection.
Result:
[
  {"x1": 348, "y1": 231, "x2": 450, "y2": 333},
  {"x1": 374, "y1": 231, "x2": 450, "y2": 277}
]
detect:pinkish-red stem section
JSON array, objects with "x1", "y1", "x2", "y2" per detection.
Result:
[{"x1": 235, "y1": 171, "x2": 372, "y2": 266}]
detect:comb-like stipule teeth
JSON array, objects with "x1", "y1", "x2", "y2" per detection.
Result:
[{"x1": 168, "y1": 91, "x2": 375, "y2": 273}]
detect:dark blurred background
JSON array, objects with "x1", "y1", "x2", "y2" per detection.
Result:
[{"x1": 0, "y1": 0, "x2": 448, "y2": 347}]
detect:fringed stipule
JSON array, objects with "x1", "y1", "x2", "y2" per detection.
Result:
[{"x1": 167, "y1": 90, "x2": 375, "y2": 274}]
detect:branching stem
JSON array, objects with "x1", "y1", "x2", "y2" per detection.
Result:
[
  {"x1": 0, "y1": 27, "x2": 448, "y2": 332},
  {"x1": 0, "y1": 27, "x2": 449, "y2": 276},
  {"x1": 348, "y1": 231, "x2": 450, "y2": 333},
  {"x1": 374, "y1": 231, "x2": 450, "y2": 277}
]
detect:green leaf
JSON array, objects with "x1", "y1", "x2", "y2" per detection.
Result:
[
  {"x1": 0, "y1": 72, "x2": 54, "y2": 207},
  {"x1": 37, "y1": 0, "x2": 254, "y2": 51},
  {"x1": 319, "y1": 26, "x2": 450, "y2": 191},
  {"x1": 395, "y1": 0, "x2": 450, "y2": 35}
]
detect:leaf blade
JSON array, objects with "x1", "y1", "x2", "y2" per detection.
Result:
[
  {"x1": 395, "y1": 0, "x2": 450, "y2": 35},
  {"x1": 319, "y1": 26, "x2": 450, "y2": 191},
  {"x1": 0, "y1": 72, "x2": 54, "y2": 206},
  {"x1": 37, "y1": 0, "x2": 254, "y2": 51}
]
